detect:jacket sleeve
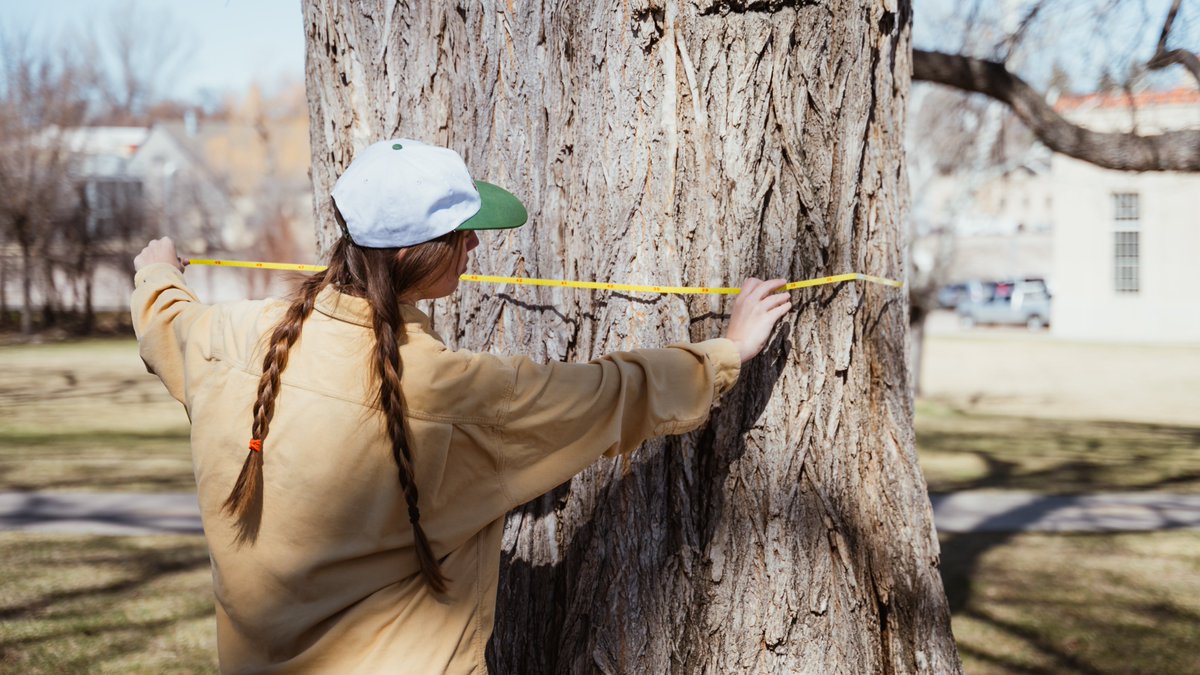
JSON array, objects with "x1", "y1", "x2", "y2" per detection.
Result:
[
  {"x1": 494, "y1": 339, "x2": 740, "y2": 508},
  {"x1": 130, "y1": 263, "x2": 218, "y2": 406}
]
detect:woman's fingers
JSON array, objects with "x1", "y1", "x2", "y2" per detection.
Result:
[
  {"x1": 725, "y1": 276, "x2": 794, "y2": 363},
  {"x1": 133, "y1": 237, "x2": 183, "y2": 272},
  {"x1": 749, "y1": 278, "x2": 786, "y2": 302},
  {"x1": 762, "y1": 289, "x2": 791, "y2": 309},
  {"x1": 767, "y1": 301, "x2": 792, "y2": 320}
]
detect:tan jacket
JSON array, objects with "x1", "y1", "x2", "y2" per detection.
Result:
[{"x1": 132, "y1": 262, "x2": 740, "y2": 674}]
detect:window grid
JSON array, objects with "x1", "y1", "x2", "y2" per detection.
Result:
[
  {"x1": 1114, "y1": 231, "x2": 1139, "y2": 293},
  {"x1": 1112, "y1": 193, "x2": 1140, "y2": 294},
  {"x1": 1113, "y1": 192, "x2": 1140, "y2": 223}
]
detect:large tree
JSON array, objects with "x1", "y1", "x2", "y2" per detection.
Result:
[{"x1": 304, "y1": 1, "x2": 960, "y2": 672}]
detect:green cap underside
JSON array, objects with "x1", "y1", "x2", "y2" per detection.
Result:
[{"x1": 457, "y1": 180, "x2": 528, "y2": 231}]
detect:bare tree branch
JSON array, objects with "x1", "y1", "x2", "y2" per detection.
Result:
[
  {"x1": 1147, "y1": 0, "x2": 1200, "y2": 87},
  {"x1": 913, "y1": 49, "x2": 1200, "y2": 172},
  {"x1": 997, "y1": 0, "x2": 1051, "y2": 61}
]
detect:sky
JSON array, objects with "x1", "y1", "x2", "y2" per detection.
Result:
[
  {"x1": 913, "y1": 0, "x2": 1199, "y2": 91},
  {"x1": 0, "y1": 0, "x2": 305, "y2": 102},
  {"x1": 3, "y1": 0, "x2": 1194, "y2": 104}
]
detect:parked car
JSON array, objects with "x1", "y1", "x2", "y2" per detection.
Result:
[
  {"x1": 957, "y1": 280, "x2": 1051, "y2": 330},
  {"x1": 936, "y1": 279, "x2": 1003, "y2": 311},
  {"x1": 935, "y1": 283, "x2": 969, "y2": 309}
]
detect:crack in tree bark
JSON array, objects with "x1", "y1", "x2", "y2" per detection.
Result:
[{"x1": 698, "y1": 0, "x2": 820, "y2": 16}]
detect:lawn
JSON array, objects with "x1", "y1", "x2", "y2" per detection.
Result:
[
  {"x1": 0, "y1": 533, "x2": 216, "y2": 674},
  {"x1": 0, "y1": 340, "x2": 193, "y2": 493},
  {"x1": 916, "y1": 400, "x2": 1200, "y2": 494},
  {"x1": 2, "y1": 530, "x2": 1197, "y2": 674},
  {"x1": 943, "y1": 530, "x2": 1200, "y2": 675}
]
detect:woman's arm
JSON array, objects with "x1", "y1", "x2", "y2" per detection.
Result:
[
  {"x1": 492, "y1": 278, "x2": 790, "y2": 508},
  {"x1": 131, "y1": 237, "x2": 216, "y2": 405}
]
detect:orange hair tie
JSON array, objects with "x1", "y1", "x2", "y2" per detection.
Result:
[{"x1": 248, "y1": 439, "x2": 263, "y2": 453}]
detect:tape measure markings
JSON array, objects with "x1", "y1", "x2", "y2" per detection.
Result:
[{"x1": 187, "y1": 260, "x2": 904, "y2": 292}]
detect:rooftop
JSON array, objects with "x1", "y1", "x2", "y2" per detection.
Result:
[{"x1": 1055, "y1": 87, "x2": 1200, "y2": 112}]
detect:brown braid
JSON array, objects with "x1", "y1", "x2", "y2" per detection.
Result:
[
  {"x1": 222, "y1": 231, "x2": 467, "y2": 593},
  {"x1": 223, "y1": 274, "x2": 324, "y2": 543},
  {"x1": 370, "y1": 289, "x2": 449, "y2": 593}
]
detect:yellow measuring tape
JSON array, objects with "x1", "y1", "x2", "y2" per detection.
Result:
[{"x1": 187, "y1": 259, "x2": 903, "y2": 293}]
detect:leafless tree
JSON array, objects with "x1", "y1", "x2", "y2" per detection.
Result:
[
  {"x1": 905, "y1": 83, "x2": 1041, "y2": 394},
  {"x1": 0, "y1": 30, "x2": 94, "y2": 336},
  {"x1": 0, "y1": 1, "x2": 189, "y2": 336},
  {"x1": 913, "y1": 0, "x2": 1200, "y2": 172},
  {"x1": 52, "y1": 176, "x2": 147, "y2": 333},
  {"x1": 86, "y1": 0, "x2": 196, "y2": 125}
]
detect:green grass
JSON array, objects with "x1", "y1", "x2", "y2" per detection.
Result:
[
  {"x1": 916, "y1": 400, "x2": 1200, "y2": 494},
  {"x1": 941, "y1": 530, "x2": 1200, "y2": 675},
  {"x1": 0, "y1": 340, "x2": 193, "y2": 493},
  {"x1": 0, "y1": 533, "x2": 217, "y2": 674},
  {"x1": 1, "y1": 531, "x2": 1196, "y2": 674}
]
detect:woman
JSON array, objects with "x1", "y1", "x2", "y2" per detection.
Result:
[{"x1": 132, "y1": 138, "x2": 791, "y2": 673}]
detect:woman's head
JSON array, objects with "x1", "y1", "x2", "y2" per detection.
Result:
[
  {"x1": 322, "y1": 224, "x2": 479, "y2": 304},
  {"x1": 330, "y1": 139, "x2": 526, "y2": 251}
]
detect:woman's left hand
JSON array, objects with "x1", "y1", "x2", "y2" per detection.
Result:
[{"x1": 134, "y1": 237, "x2": 188, "y2": 272}]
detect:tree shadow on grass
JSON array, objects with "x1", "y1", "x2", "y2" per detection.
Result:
[
  {"x1": 944, "y1": 575, "x2": 1200, "y2": 675},
  {"x1": 936, "y1": 467, "x2": 1200, "y2": 672},
  {"x1": 0, "y1": 536, "x2": 215, "y2": 672},
  {"x1": 0, "y1": 537, "x2": 210, "y2": 621},
  {"x1": 918, "y1": 415, "x2": 1200, "y2": 494}
]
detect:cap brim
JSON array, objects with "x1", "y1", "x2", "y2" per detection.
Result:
[{"x1": 457, "y1": 180, "x2": 528, "y2": 231}]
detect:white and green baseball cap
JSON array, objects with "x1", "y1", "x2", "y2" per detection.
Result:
[{"x1": 331, "y1": 138, "x2": 527, "y2": 248}]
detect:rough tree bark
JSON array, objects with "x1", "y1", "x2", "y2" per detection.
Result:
[{"x1": 304, "y1": 1, "x2": 959, "y2": 673}]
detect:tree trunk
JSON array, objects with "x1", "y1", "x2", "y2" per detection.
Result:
[
  {"x1": 0, "y1": 240, "x2": 8, "y2": 327},
  {"x1": 304, "y1": 2, "x2": 959, "y2": 672},
  {"x1": 81, "y1": 264, "x2": 95, "y2": 335},
  {"x1": 19, "y1": 230, "x2": 33, "y2": 336},
  {"x1": 909, "y1": 308, "x2": 927, "y2": 398}
]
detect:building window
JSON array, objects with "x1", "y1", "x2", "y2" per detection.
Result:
[
  {"x1": 1112, "y1": 192, "x2": 1139, "y2": 294},
  {"x1": 85, "y1": 178, "x2": 144, "y2": 240}
]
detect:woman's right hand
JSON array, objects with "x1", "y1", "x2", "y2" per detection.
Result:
[
  {"x1": 133, "y1": 237, "x2": 188, "y2": 273},
  {"x1": 724, "y1": 278, "x2": 792, "y2": 363}
]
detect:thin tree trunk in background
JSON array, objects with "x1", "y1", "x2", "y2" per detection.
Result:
[
  {"x1": 38, "y1": 252, "x2": 59, "y2": 328},
  {"x1": 81, "y1": 266, "x2": 95, "y2": 335},
  {"x1": 910, "y1": 309, "x2": 927, "y2": 397},
  {"x1": 19, "y1": 235, "x2": 33, "y2": 336},
  {"x1": 304, "y1": 1, "x2": 959, "y2": 672},
  {"x1": 1, "y1": 238, "x2": 9, "y2": 327}
]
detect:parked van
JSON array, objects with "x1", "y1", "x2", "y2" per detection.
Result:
[{"x1": 957, "y1": 280, "x2": 1051, "y2": 330}]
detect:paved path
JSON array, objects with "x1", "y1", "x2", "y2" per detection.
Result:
[
  {"x1": 929, "y1": 492, "x2": 1200, "y2": 533},
  {"x1": 2, "y1": 491, "x2": 1200, "y2": 536},
  {"x1": 0, "y1": 492, "x2": 202, "y2": 535}
]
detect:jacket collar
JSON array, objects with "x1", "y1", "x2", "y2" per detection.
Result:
[{"x1": 313, "y1": 286, "x2": 433, "y2": 330}]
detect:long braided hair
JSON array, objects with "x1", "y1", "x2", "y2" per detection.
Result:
[{"x1": 223, "y1": 231, "x2": 468, "y2": 593}]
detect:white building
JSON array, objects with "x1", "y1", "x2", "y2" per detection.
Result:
[{"x1": 1051, "y1": 88, "x2": 1200, "y2": 343}]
